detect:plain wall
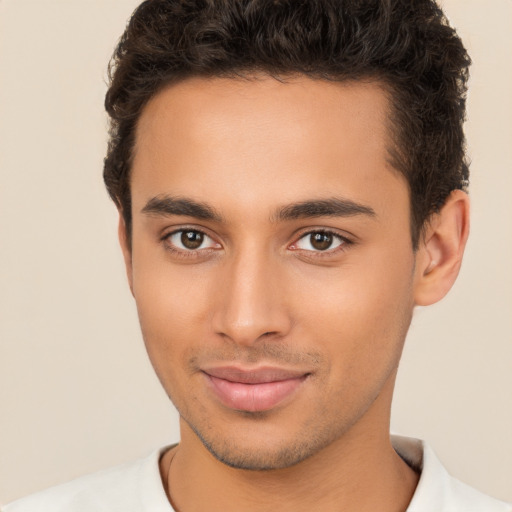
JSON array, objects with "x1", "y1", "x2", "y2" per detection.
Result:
[{"x1": 1, "y1": 0, "x2": 511, "y2": 505}]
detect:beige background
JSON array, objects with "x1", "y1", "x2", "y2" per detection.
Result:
[{"x1": 1, "y1": 0, "x2": 511, "y2": 505}]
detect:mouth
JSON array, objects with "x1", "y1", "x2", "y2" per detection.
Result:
[{"x1": 201, "y1": 366, "x2": 310, "y2": 413}]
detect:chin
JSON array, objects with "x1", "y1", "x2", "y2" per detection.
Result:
[{"x1": 184, "y1": 414, "x2": 340, "y2": 471}]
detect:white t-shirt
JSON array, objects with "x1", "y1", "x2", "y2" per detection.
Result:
[{"x1": 3, "y1": 436, "x2": 511, "y2": 512}]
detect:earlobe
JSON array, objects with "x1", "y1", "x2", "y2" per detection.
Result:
[
  {"x1": 118, "y1": 213, "x2": 134, "y2": 296},
  {"x1": 414, "y1": 190, "x2": 470, "y2": 306}
]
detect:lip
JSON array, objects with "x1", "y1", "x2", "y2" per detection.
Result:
[{"x1": 202, "y1": 366, "x2": 309, "y2": 412}]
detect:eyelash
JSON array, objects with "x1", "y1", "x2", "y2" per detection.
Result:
[
  {"x1": 161, "y1": 227, "x2": 219, "y2": 260},
  {"x1": 161, "y1": 227, "x2": 353, "y2": 260},
  {"x1": 290, "y1": 229, "x2": 353, "y2": 258}
]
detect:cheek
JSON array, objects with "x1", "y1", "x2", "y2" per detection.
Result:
[
  {"x1": 294, "y1": 253, "x2": 415, "y2": 378},
  {"x1": 131, "y1": 246, "x2": 214, "y2": 368},
  {"x1": 133, "y1": 271, "x2": 213, "y2": 407}
]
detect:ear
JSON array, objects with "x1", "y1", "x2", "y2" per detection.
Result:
[
  {"x1": 413, "y1": 190, "x2": 470, "y2": 306},
  {"x1": 118, "y1": 212, "x2": 134, "y2": 296}
]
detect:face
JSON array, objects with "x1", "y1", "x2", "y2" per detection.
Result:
[{"x1": 125, "y1": 76, "x2": 420, "y2": 470}]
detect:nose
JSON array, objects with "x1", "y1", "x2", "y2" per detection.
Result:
[{"x1": 211, "y1": 247, "x2": 292, "y2": 346}]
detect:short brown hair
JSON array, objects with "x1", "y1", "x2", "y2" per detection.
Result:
[{"x1": 104, "y1": 0, "x2": 470, "y2": 248}]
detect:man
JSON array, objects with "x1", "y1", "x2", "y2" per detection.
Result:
[{"x1": 3, "y1": 0, "x2": 511, "y2": 511}]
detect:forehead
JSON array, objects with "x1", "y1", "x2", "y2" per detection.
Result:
[
  {"x1": 135, "y1": 75, "x2": 392, "y2": 160},
  {"x1": 131, "y1": 75, "x2": 407, "y2": 221}
]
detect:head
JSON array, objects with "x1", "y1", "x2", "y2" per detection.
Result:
[{"x1": 104, "y1": 0, "x2": 470, "y2": 470}]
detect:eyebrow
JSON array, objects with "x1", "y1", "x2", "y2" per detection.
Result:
[
  {"x1": 142, "y1": 195, "x2": 224, "y2": 222},
  {"x1": 272, "y1": 198, "x2": 376, "y2": 221},
  {"x1": 141, "y1": 195, "x2": 376, "y2": 223}
]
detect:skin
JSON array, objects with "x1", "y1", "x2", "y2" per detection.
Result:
[{"x1": 120, "y1": 75, "x2": 469, "y2": 512}]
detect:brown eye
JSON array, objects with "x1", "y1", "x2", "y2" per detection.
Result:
[
  {"x1": 181, "y1": 230, "x2": 204, "y2": 249},
  {"x1": 310, "y1": 232, "x2": 333, "y2": 251},
  {"x1": 293, "y1": 231, "x2": 345, "y2": 252},
  {"x1": 166, "y1": 229, "x2": 218, "y2": 252}
]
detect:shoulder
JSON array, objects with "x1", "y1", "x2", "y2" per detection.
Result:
[
  {"x1": 441, "y1": 477, "x2": 512, "y2": 512},
  {"x1": 2, "y1": 448, "x2": 173, "y2": 512},
  {"x1": 392, "y1": 435, "x2": 512, "y2": 512}
]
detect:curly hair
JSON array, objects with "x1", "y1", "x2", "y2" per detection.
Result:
[{"x1": 104, "y1": 0, "x2": 470, "y2": 248}]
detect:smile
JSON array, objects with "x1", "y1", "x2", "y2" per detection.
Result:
[{"x1": 202, "y1": 366, "x2": 309, "y2": 412}]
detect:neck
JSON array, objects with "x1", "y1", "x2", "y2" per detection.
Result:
[{"x1": 161, "y1": 377, "x2": 418, "y2": 512}]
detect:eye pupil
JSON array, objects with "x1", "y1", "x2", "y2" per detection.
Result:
[
  {"x1": 181, "y1": 231, "x2": 204, "y2": 249},
  {"x1": 311, "y1": 232, "x2": 333, "y2": 251}
]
